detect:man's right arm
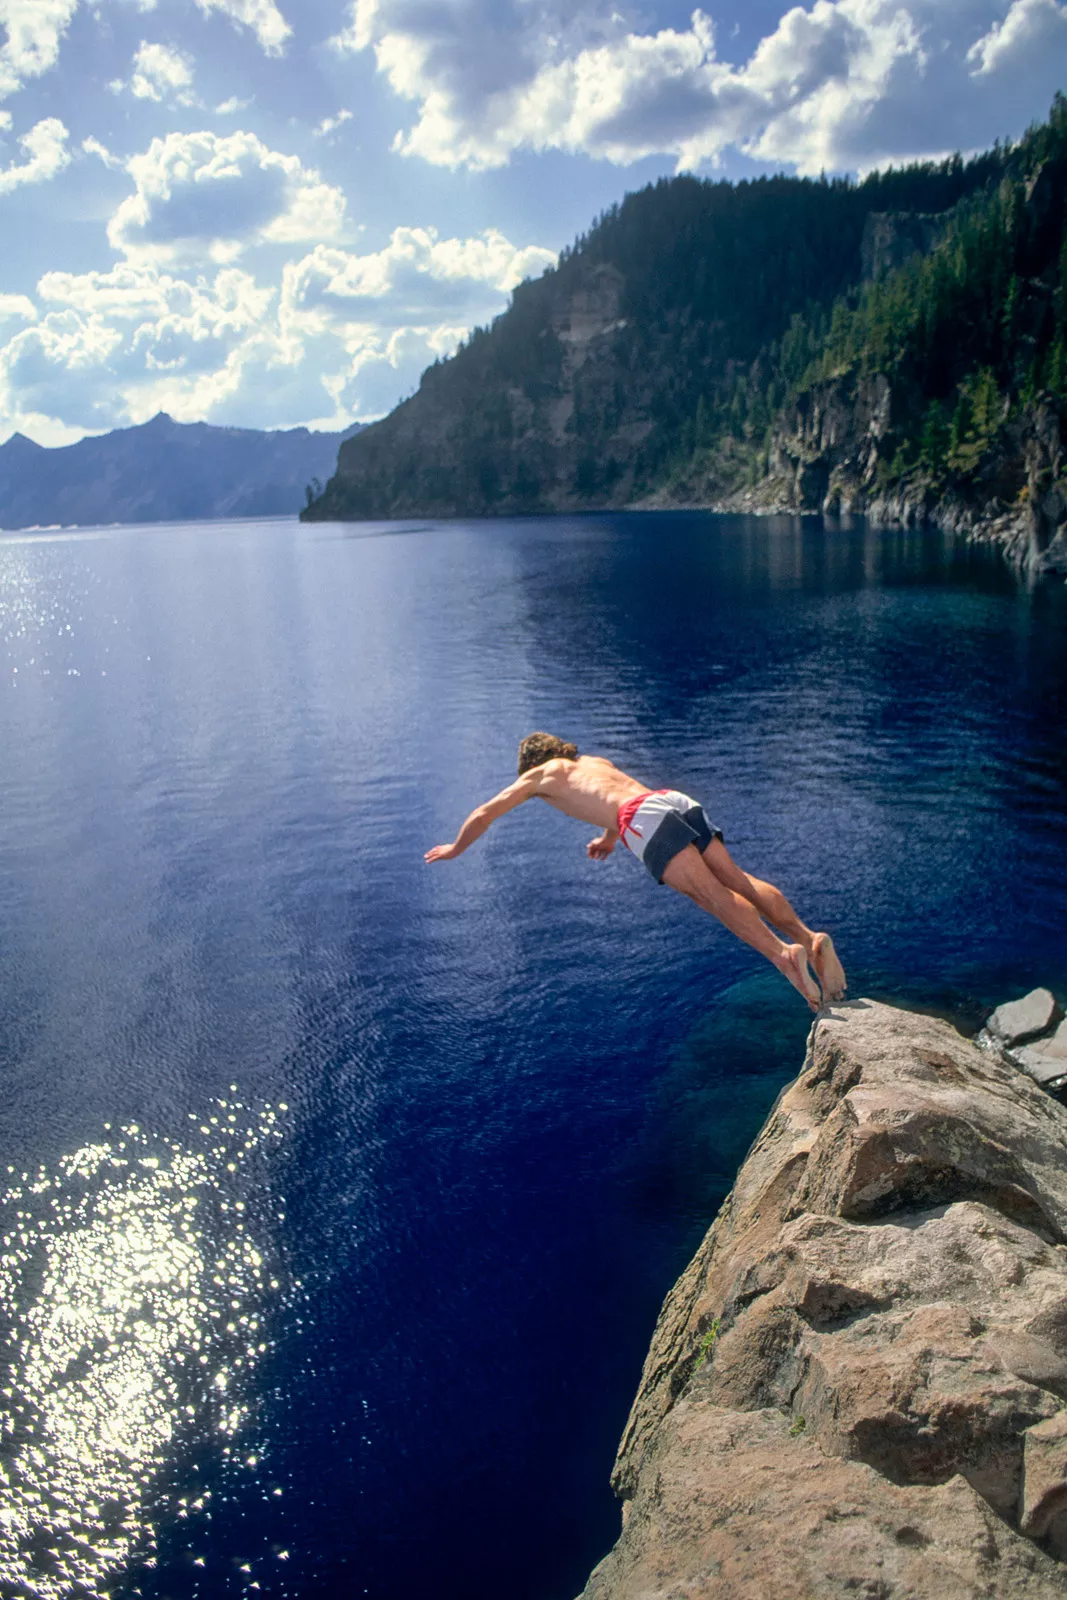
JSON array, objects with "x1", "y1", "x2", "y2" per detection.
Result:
[
  {"x1": 424, "y1": 767, "x2": 545, "y2": 862},
  {"x1": 586, "y1": 827, "x2": 619, "y2": 860}
]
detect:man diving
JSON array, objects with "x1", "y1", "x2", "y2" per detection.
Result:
[{"x1": 424, "y1": 732, "x2": 846, "y2": 1011}]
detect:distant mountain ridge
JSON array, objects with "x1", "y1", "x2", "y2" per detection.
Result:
[{"x1": 0, "y1": 412, "x2": 363, "y2": 530}]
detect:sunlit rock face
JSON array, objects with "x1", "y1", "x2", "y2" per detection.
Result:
[
  {"x1": 582, "y1": 1001, "x2": 1067, "y2": 1598},
  {"x1": 305, "y1": 260, "x2": 643, "y2": 521},
  {"x1": 0, "y1": 1097, "x2": 287, "y2": 1598}
]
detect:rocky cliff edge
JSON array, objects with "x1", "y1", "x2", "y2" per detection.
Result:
[
  {"x1": 708, "y1": 387, "x2": 1067, "y2": 579},
  {"x1": 581, "y1": 999, "x2": 1067, "y2": 1598}
]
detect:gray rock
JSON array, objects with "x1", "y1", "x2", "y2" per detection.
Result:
[
  {"x1": 580, "y1": 1001, "x2": 1067, "y2": 1598},
  {"x1": 584, "y1": 1406, "x2": 1064, "y2": 1599},
  {"x1": 1015, "y1": 1020, "x2": 1067, "y2": 1086},
  {"x1": 860, "y1": 210, "x2": 950, "y2": 284},
  {"x1": 1021, "y1": 1410, "x2": 1067, "y2": 1557},
  {"x1": 987, "y1": 988, "x2": 1060, "y2": 1047}
]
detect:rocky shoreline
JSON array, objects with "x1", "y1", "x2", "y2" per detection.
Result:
[
  {"x1": 981, "y1": 989, "x2": 1067, "y2": 1095},
  {"x1": 643, "y1": 391, "x2": 1067, "y2": 580},
  {"x1": 736, "y1": 390, "x2": 1066, "y2": 580},
  {"x1": 580, "y1": 995, "x2": 1067, "y2": 1598}
]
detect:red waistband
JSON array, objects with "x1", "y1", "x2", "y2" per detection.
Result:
[{"x1": 617, "y1": 789, "x2": 669, "y2": 845}]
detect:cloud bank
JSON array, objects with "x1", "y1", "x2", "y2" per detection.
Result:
[
  {"x1": 0, "y1": 101, "x2": 555, "y2": 439},
  {"x1": 0, "y1": 220, "x2": 556, "y2": 437},
  {"x1": 338, "y1": 0, "x2": 1067, "y2": 172}
]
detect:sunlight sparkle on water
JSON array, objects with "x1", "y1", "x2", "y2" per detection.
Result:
[{"x1": 0, "y1": 1099, "x2": 288, "y2": 1598}]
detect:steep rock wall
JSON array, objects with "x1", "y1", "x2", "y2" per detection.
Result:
[
  {"x1": 860, "y1": 211, "x2": 951, "y2": 284},
  {"x1": 727, "y1": 385, "x2": 1067, "y2": 576},
  {"x1": 304, "y1": 262, "x2": 653, "y2": 519},
  {"x1": 580, "y1": 1000, "x2": 1067, "y2": 1598}
]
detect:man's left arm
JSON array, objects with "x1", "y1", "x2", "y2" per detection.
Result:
[{"x1": 424, "y1": 769, "x2": 543, "y2": 862}]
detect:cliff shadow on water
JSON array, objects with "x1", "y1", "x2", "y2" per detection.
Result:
[
  {"x1": 633, "y1": 975, "x2": 812, "y2": 1231},
  {"x1": 629, "y1": 966, "x2": 1025, "y2": 1249}
]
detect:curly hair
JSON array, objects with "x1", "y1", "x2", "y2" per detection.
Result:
[{"x1": 517, "y1": 732, "x2": 579, "y2": 775}]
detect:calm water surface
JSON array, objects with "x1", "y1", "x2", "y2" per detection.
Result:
[{"x1": 0, "y1": 512, "x2": 1065, "y2": 1600}]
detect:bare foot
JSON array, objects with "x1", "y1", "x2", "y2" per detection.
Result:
[
  {"x1": 778, "y1": 943, "x2": 822, "y2": 1010},
  {"x1": 812, "y1": 933, "x2": 846, "y2": 1002}
]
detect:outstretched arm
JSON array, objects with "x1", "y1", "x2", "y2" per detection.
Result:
[{"x1": 424, "y1": 769, "x2": 544, "y2": 862}]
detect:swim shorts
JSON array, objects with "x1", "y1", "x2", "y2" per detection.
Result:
[{"x1": 616, "y1": 789, "x2": 723, "y2": 883}]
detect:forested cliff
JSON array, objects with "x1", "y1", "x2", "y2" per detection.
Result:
[{"x1": 303, "y1": 99, "x2": 1067, "y2": 569}]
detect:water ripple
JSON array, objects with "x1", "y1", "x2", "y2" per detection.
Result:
[{"x1": 0, "y1": 1098, "x2": 288, "y2": 1599}]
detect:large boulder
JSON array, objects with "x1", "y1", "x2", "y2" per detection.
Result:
[
  {"x1": 1015, "y1": 1021, "x2": 1067, "y2": 1089},
  {"x1": 581, "y1": 1000, "x2": 1067, "y2": 1599},
  {"x1": 987, "y1": 988, "x2": 1061, "y2": 1048}
]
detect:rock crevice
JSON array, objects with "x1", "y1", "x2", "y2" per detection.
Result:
[{"x1": 581, "y1": 1000, "x2": 1067, "y2": 1598}]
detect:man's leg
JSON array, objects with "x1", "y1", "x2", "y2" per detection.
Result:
[
  {"x1": 661, "y1": 845, "x2": 821, "y2": 1009},
  {"x1": 700, "y1": 837, "x2": 846, "y2": 1001}
]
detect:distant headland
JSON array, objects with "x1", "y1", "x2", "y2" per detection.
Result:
[{"x1": 303, "y1": 97, "x2": 1067, "y2": 578}]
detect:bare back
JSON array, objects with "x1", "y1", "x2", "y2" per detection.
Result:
[{"x1": 534, "y1": 756, "x2": 650, "y2": 830}]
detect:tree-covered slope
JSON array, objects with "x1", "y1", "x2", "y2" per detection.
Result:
[
  {"x1": 661, "y1": 96, "x2": 1067, "y2": 568},
  {"x1": 303, "y1": 144, "x2": 1010, "y2": 521}
]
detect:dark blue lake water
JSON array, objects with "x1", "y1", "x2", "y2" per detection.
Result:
[{"x1": 0, "y1": 512, "x2": 1065, "y2": 1600}]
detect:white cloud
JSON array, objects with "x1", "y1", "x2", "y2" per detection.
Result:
[
  {"x1": 0, "y1": 292, "x2": 35, "y2": 322},
  {"x1": 215, "y1": 95, "x2": 251, "y2": 113},
  {"x1": 0, "y1": 263, "x2": 275, "y2": 432},
  {"x1": 128, "y1": 41, "x2": 196, "y2": 104},
  {"x1": 314, "y1": 109, "x2": 354, "y2": 137},
  {"x1": 194, "y1": 0, "x2": 291, "y2": 57},
  {"x1": 339, "y1": 0, "x2": 1067, "y2": 173},
  {"x1": 0, "y1": 226, "x2": 556, "y2": 436},
  {"x1": 0, "y1": 0, "x2": 79, "y2": 100},
  {"x1": 107, "y1": 130, "x2": 345, "y2": 263},
  {"x1": 281, "y1": 227, "x2": 556, "y2": 331},
  {"x1": 274, "y1": 226, "x2": 557, "y2": 421},
  {"x1": 81, "y1": 135, "x2": 123, "y2": 168},
  {"x1": 0, "y1": 117, "x2": 71, "y2": 195},
  {"x1": 967, "y1": 0, "x2": 1067, "y2": 73}
]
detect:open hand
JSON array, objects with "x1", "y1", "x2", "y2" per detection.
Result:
[
  {"x1": 586, "y1": 833, "x2": 616, "y2": 860},
  {"x1": 424, "y1": 843, "x2": 458, "y2": 863}
]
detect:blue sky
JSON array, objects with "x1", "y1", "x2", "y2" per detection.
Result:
[{"x1": 0, "y1": 0, "x2": 1063, "y2": 443}]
